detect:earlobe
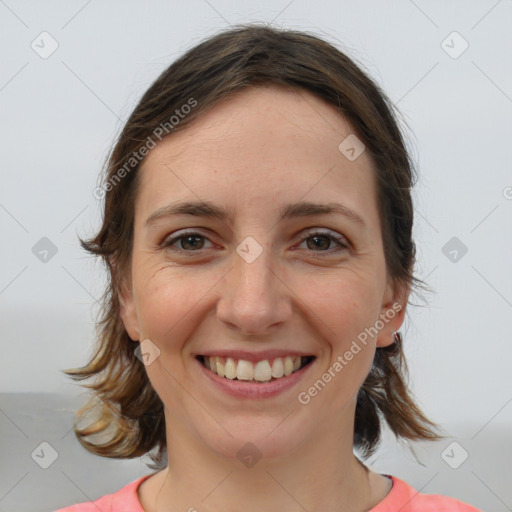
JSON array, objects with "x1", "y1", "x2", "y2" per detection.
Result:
[
  {"x1": 376, "y1": 280, "x2": 410, "y2": 348},
  {"x1": 119, "y1": 285, "x2": 140, "y2": 342},
  {"x1": 113, "y1": 258, "x2": 140, "y2": 342}
]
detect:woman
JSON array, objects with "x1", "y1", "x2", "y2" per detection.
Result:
[{"x1": 57, "y1": 24, "x2": 481, "y2": 512}]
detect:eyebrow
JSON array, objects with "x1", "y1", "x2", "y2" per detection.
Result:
[{"x1": 145, "y1": 200, "x2": 366, "y2": 227}]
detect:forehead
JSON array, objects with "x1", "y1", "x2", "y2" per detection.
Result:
[{"x1": 136, "y1": 86, "x2": 380, "y2": 231}]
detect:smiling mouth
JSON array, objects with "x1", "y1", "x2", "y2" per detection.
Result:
[{"x1": 197, "y1": 355, "x2": 315, "y2": 383}]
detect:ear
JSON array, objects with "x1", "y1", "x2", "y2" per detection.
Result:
[
  {"x1": 117, "y1": 267, "x2": 140, "y2": 342},
  {"x1": 376, "y1": 279, "x2": 411, "y2": 348}
]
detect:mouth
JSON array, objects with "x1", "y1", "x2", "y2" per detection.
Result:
[{"x1": 196, "y1": 354, "x2": 316, "y2": 383}]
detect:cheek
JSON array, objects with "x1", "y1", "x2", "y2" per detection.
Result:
[
  {"x1": 132, "y1": 269, "x2": 208, "y2": 408},
  {"x1": 305, "y1": 270, "x2": 383, "y2": 346},
  {"x1": 132, "y1": 265, "x2": 202, "y2": 348},
  {"x1": 304, "y1": 273, "x2": 381, "y2": 393}
]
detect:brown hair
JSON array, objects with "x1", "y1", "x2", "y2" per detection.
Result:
[{"x1": 65, "y1": 23, "x2": 440, "y2": 467}]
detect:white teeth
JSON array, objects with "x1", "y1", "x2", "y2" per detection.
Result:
[
  {"x1": 224, "y1": 357, "x2": 236, "y2": 379},
  {"x1": 236, "y1": 359, "x2": 254, "y2": 380},
  {"x1": 271, "y1": 357, "x2": 284, "y2": 378},
  {"x1": 254, "y1": 360, "x2": 272, "y2": 382},
  {"x1": 284, "y1": 356, "x2": 294, "y2": 376},
  {"x1": 204, "y1": 355, "x2": 308, "y2": 382},
  {"x1": 215, "y1": 357, "x2": 225, "y2": 377}
]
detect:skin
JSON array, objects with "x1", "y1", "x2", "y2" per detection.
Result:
[{"x1": 120, "y1": 86, "x2": 410, "y2": 512}]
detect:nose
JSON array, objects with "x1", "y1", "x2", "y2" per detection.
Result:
[{"x1": 216, "y1": 243, "x2": 293, "y2": 336}]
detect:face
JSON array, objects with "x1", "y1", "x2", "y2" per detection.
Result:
[{"x1": 120, "y1": 86, "x2": 408, "y2": 461}]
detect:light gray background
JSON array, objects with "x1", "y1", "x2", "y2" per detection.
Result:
[{"x1": 1, "y1": 1, "x2": 511, "y2": 511}]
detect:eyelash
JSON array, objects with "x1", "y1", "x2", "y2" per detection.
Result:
[{"x1": 161, "y1": 229, "x2": 350, "y2": 258}]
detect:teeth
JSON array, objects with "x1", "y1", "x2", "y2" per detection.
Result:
[
  {"x1": 203, "y1": 355, "x2": 309, "y2": 382},
  {"x1": 254, "y1": 360, "x2": 272, "y2": 381},
  {"x1": 224, "y1": 357, "x2": 236, "y2": 379},
  {"x1": 271, "y1": 358, "x2": 284, "y2": 378},
  {"x1": 215, "y1": 357, "x2": 225, "y2": 377},
  {"x1": 236, "y1": 359, "x2": 254, "y2": 380},
  {"x1": 284, "y1": 356, "x2": 294, "y2": 376}
]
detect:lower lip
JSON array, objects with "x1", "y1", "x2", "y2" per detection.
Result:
[{"x1": 197, "y1": 358, "x2": 314, "y2": 399}]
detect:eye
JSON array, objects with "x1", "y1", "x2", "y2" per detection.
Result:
[
  {"x1": 162, "y1": 230, "x2": 213, "y2": 254},
  {"x1": 296, "y1": 229, "x2": 349, "y2": 256}
]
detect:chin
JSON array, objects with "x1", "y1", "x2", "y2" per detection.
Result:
[{"x1": 195, "y1": 416, "x2": 309, "y2": 465}]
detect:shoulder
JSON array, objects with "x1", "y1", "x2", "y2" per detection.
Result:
[
  {"x1": 371, "y1": 475, "x2": 482, "y2": 512},
  {"x1": 55, "y1": 474, "x2": 152, "y2": 512}
]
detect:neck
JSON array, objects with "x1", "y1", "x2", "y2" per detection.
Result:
[{"x1": 140, "y1": 404, "x2": 387, "y2": 512}]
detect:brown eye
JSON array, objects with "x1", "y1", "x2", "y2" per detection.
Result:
[
  {"x1": 178, "y1": 235, "x2": 205, "y2": 251},
  {"x1": 306, "y1": 234, "x2": 332, "y2": 251},
  {"x1": 298, "y1": 229, "x2": 349, "y2": 256},
  {"x1": 162, "y1": 231, "x2": 212, "y2": 253}
]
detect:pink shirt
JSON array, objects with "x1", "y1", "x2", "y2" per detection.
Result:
[{"x1": 55, "y1": 474, "x2": 482, "y2": 511}]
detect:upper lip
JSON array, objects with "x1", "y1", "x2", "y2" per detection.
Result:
[{"x1": 196, "y1": 349, "x2": 315, "y2": 363}]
